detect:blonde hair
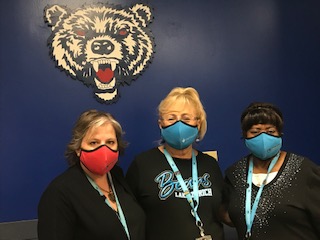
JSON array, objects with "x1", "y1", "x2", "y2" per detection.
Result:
[{"x1": 158, "y1": 87, "x2": 207, "y2": 140}]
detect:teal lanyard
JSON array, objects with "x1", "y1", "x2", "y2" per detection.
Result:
[
  {"x1": 86, "y1": 172, "x2": 130, "y2": 240},
  {"x1": 163, "y1": 149, "x2": 206, "y2": 237},
  {"x1": 245, "y1": 152, "x2": 280, "y2": 239}
]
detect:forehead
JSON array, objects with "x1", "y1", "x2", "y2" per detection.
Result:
[
  {"x1": 85, "y1": 122, "x2": 116, "y2": 139},
  {"x1": 163, "y1": 99, "x2": 196, "y2": 115}
]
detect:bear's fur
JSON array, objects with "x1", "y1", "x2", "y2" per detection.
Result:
[{"x1": 44, "y1": 3, "x2": 155, "y2": 103}]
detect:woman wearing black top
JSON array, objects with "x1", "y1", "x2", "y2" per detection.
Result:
[
  {"x1": 126, "y1": 87, "x2": 225, "y2": 240},
  {"x1": 224, "y1": 102, "x2": 320, "y2": 240},
  {"x1": 38, "y1": 110, "x2": 145, "y2": 240}
]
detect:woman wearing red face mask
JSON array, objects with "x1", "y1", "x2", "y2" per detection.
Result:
[{"x1": 38, "y1": 110, "x2": 145, "y2": 240}]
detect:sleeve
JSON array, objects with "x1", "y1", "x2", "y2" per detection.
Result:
[
  {"x1": 37, "y1": 184, "x2": 76, "y2": 240},
  {"x1": 222, "y1": 166, "x2": 235, "y2": 207},
  {"x1": 305, "y1": 163, "x2": 320, "y2": 236},
  {"x1": 212, "y1": 158, "x2": 226, "y2": 205},
  {"x1": 125, "y1": 158, "x2": 141, "y2": 199},
  {"x1": 218, "y1": 168, "x2": 235, "y2": 226},
  {"x1": 222, "y1": 176, "x2": 232, "y2": 207}
]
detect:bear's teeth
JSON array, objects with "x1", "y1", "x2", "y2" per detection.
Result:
[
  {"x1": 93, "y1": 62, "x2": 99, "y2": 72},
  {"x1": 94, "y1": 78, "x2": 115, "y2": 89},
  {"x1": 110, "y1": 61, "x2": 116, "y2": 71},
  {"x1": 93, "y1": 60, "x2": 116, "y2": 72}
]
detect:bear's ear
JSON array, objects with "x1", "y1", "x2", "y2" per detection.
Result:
[
  {"x1": 130, "y1": 4, "x2": 153, "y2": 27},
  {"x1": 44, "y1": 5, "x2": 69, "y2": 30}
]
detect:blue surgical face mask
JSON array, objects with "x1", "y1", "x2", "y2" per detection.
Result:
[
  {"x1": 161, "y1": 121, "x2": 199, "y2": 150},
  {"x1": 245, "y1": 132, "x2": 282, "y2": 160}
]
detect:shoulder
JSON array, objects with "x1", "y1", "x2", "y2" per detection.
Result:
[
  {"x1": 285, "y1": 152, "x2": 318, "y2": 171},
  {"x1": 286, "y1": 152, "x2": 320, "y2": 175},
  {"x1": 285, "y1": 153, "x2": 320, "y2": 199},
  {"x1": 135, "y1": 147, "x2": 161, "y2": 158},
  {"x1": 197, "y1": 151, "x2": 224, "y2": 181},
  {"x1": 131, "y1": 147, "x2": 162, "y2": 165},
  {"x1": 46, "y1": 164, "x2": 84, "y2": 189},
  {"x1": 41, "y1": 164, "x2": 86, "y2": 195},
  {"x1": 225, "y1": 156, "x2": 248, "y2": 175},
  {"x1": 224, "y1": 156, "x2": 249, "y2": 185},
  {"x1": 198, "y1": 151, "x2": 217, "y2": 161},
  {"x1": 38, "y1": 164, "x2": 85, "y2": 208},
  {"x1": 197, "y1": 151, "x2": 221, "y2": 167}
]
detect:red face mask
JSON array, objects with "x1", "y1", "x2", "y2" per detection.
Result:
[{"x1": 80, "y1": 145, "x2": 119, "y2": 175}]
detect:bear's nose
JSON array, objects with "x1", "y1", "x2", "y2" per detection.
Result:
[{"x1": 91, "y1": 40, "x2": 115, "y2": 55}]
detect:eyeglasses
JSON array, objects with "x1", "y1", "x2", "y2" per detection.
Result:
[{"x1": 161, "y1": 114, "x2": 199, "y2": 125}]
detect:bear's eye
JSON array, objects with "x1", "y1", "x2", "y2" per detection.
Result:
[
  {"x1": 118, "y1": 28, "x2": 129, "y2": 37},
  {"x1": 75, "y1": 30, "x2": 86, "y2": 37}
]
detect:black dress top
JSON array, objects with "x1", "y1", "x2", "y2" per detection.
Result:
[
  {"x1": 225, "y1": 152, "x2": 320, "y2": 240},
  {"x1": 38, "y1": 163, "x2": 145, "y2": 240}
]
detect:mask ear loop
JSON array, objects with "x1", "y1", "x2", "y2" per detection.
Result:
[{"x1": 194, "y1": 116, "x2": 202, "y2": 143}]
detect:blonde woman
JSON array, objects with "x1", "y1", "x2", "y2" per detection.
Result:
[{"x1": 126, "y1": 87, "x2": 225, "y2": 240}]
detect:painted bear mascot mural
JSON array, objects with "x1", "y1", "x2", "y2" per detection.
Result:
[{"x1": 44, "y1": 3, "x2": 155, "y2": 104}]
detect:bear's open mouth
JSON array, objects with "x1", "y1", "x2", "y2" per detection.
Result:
[
  {"x1": 92, "y1": 59, "x2": 117, "y2": 83},
  {"x1": 94, "y1": 77, "x2": 116, "y2": 91}
]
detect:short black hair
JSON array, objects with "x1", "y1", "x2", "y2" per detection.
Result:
[{"x1": 240, "y1": 102, "x2": 283, "y2": 137}]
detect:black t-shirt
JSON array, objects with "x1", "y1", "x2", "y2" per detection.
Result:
[
  {"x1": 126, "y1": 147, "x2": 225, "y2": 240},
  {"x1": 225, "y1": 152, "x2": 320, "y2": 240},
  {"x1": 38, "y1": 164, "x2": 145, "y2": 240}
]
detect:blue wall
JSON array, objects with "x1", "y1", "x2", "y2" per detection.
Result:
[{"x1": 1, "y1": 0, "x2": 319, "y2": 222}]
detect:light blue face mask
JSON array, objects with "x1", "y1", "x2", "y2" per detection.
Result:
[
  {"x1": 245, "y1": 132, "x2": 282, "y2": 160},
  {"x1": 161, "y1": 121, "x2": 199, "y2": 150}
]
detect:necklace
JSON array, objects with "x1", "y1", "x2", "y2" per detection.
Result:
[{"x1": 98, "y1": 185, "x2": 116, "y2": 202}]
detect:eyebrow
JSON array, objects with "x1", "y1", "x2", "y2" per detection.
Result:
[
  {"x1": 165, "y1": 113, "x2": 194, "y2": 116},
  {"x1": 250, "y1": 126, "x2": 276, "y2": 130}
]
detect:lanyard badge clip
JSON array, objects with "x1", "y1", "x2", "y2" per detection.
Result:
[
  {"x1": 244, "y1": 231, "x2": 251, "y2": 240},
  {"x1": 195, "y1": 220, "x2": 213, "y2": 240}
]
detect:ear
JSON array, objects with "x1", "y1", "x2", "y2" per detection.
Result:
[
  {"x1": 130, "y1": 3, "x2": 153, "y2": 27},
  {"x1": 197, "y1": 119, "x2": 201, "y2": 130},
  {"x1": 158, "y1": 119, "x2": 162, "y2": 129},
  {"x1": 44, "y1": 4, "x2": 69, "y2": 30}
]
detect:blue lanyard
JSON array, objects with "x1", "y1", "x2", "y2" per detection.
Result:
[
  {"x1": 245, "y1": 152, "x2": 280, "y2": 238},
  {"x1": 86, "y1": 173, "x2": 130, "y2": 239},
  {"x1": 163, "y1": 149, "x2": 207, "y2": 237}
]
